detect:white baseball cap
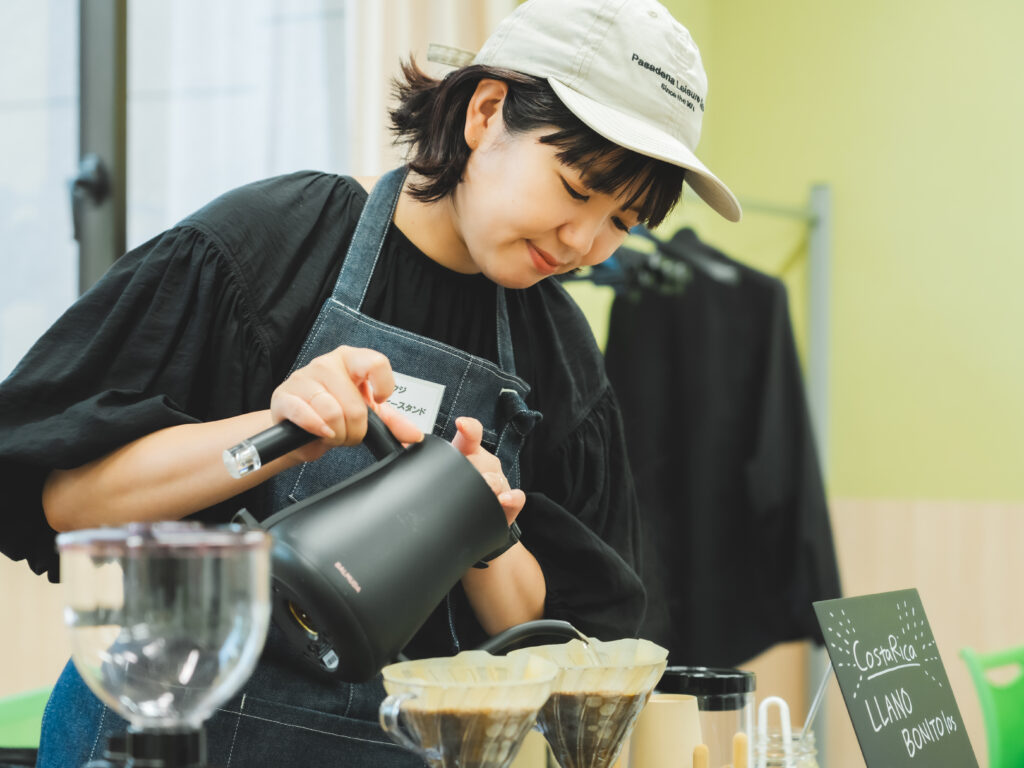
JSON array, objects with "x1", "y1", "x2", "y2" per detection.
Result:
[{"x1": 429, "y1": 0, "x2": 741, "y2": 222}]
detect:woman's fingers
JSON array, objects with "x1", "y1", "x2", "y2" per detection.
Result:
[
  {"x1": 335, "y1": 346, "x2": 396, "y2": 404},
  {"x1": 278, "y1": 359, "x2": 525, "y2": 515},
  {"x1": 481, "y1": 472, "x2": 525, "y2": 522},
  {"x1": 453, "y1": 417, "x2": 501, "y2": 472},
  {"x1": 270, "y1": 388, "x2": 337, "y2": 440},
  {"x1": 498, "y1": 489, "x2": 526, "y2": 524},
  {"x1": 455, "y1": 422, "x2": 524, "y2": 523},
  {"x1": 272, "y1": 380, "x2": 362, "y2": 445},
  {"x1": 376, "y1": 402, "x2": 424, "y2": 445},
  {"x1": 452, "y1": 416, "x2": 484, "y2": 455},
  {"x1": 315, "y1": 380, "x2": 369, "y2": 446},
  {"x1": 480, "y1": 471, "x2": 508, "y2": 496},
  {"x1": 270, "y1": 346, "x2": 419, "y2": 449}
]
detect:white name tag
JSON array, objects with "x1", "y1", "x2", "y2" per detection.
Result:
[{"x1": 386, "y1": 372, "x2": 446, "y2": 435}]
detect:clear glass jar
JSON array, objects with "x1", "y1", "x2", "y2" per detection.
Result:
[{"x1": 755, "y1": 729, "x2": 819, "y2": 768}]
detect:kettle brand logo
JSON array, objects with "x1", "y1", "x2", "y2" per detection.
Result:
[
  {"x1": 334, "y1": 560, "x2": 362, "y2": 593},
  {"x1": 630, "y1": 52, "x2": 705, "y2": 112}
]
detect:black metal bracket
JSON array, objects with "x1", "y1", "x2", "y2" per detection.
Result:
[{"x1": 70, "y1": 152, "x2": 110, "y2": 241}]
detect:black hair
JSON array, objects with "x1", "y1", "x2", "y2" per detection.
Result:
[{"x1": 389, "y1": 59, "x2": 685, "y2": 228}]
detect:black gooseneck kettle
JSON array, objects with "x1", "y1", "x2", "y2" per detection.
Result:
[{"x1": 228, "y1": 411, "x2": 585, "y2": 682}]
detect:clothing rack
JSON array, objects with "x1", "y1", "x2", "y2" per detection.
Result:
[
  {"x1": 566, "y1": 184, "x2": 832, "y2": 469},
  {"x1": 568, "y1": 184, "x2": 834, "y2": 766},
  {"x1": 696, "y1": 184, "x2": 835, "y2": 768},
  {"x1": 739, "y1": 184, "x2": 831, "y2": 469}
]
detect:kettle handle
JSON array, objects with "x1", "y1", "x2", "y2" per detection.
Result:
[
  {"x1": 363, "y1": 408, "x2": 405, "y2": 459},
  {"x1": 475, "y1": 619, "x2": 589, "y2": 654},
  {"x1": 223, "y1": 408, "x2": 405, "y2": 478}
]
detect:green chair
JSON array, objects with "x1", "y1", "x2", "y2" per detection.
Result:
[
  {"x1": 961, "y1": 645, "x2": 1024, "y2": 768},
  {"x1": 0, "y1": 686, "x2": 50, "y2": 767}
]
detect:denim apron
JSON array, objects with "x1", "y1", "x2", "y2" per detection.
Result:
[{"x1": 37, "y1": 167, "x2": 542, "y2": 768}]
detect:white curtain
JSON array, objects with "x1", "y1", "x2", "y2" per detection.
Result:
[
  {"x1": 127, "y1": 0, "x2": 351, "y2": 246},
  {"x1": 127, "y1": 0, "x2": 515, "y2": 247},
  {"x1": 0, "y1": 0, "x2": 78, "y2": 378},
  {"x1": 342, "y1": 0, "x2": 516, "y2": 175},
  {"x1": 0, "y1": 0, "x2": 515, "y2": 378}
]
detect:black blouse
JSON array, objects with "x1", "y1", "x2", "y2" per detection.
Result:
[{"x1": 0, "y1": 171, "x2": 645, "y2": 649}]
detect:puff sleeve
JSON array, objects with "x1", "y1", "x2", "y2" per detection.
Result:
[
  {"x1": 520, "y1": 386, "x2": 646, "y2": 640},
  {"x1": 0, "y1": 225, "x2": 272, "y2": 580}
]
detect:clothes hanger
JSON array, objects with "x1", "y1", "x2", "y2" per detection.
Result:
[
  {"x1": 557, "y1": 244, "x2": 692, "y2": 295},
  {"x1": 633, "y1": 226, "x2": 741, "y2": 285},
  {"x1": 558, "y1": 225, "x2": 739, "y2": 293}
]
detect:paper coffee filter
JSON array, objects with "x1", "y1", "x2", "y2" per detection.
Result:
[
  {"x1": 381, "y1": 650, "x2": 559, "y2": 711},
  {"x1": 509, "y1": 638, "x2": 668, "y2": 695}
]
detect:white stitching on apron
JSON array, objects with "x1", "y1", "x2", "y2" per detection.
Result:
[
  {"x1": 88, "y1": 705, "x2": 108, "y2": 761},
  {"x1": 222, "y1": 709, "x2": 406, "y2": 749},
  {"x1": 286, "y1": 304, "x2": 333, "y2": 377},
  {"x1": 334, "y1": 302, "x2": 528, "y2": 388},
  {"x1": 440, "y1": 362, "x2": 474, "y2": 435},
  {"x1": 225, "y1": 692, "x2": 246, "y2": 767},
  {"x1": 446, "y1": 593, "x2": 460, "y2": 653}
]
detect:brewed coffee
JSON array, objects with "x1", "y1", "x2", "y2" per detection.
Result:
[
  {"x1": 507, "y1": 638, "x2": 668, "y2": 768},
  {"x1": 537, "y1": 691, "x2": 649, "y2": 768},
  {"x1": 380, "y1": 650, "x2": 558, "y2": 768},
  {"x1": 402, "y1": 706, "x2": 539, "y2": 768}
]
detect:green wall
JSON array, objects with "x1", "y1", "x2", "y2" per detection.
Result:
[{"x1": 572, "y1": 0, "x2": 1023, "y2": 501}]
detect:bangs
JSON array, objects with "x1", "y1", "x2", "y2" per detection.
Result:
[
  {"x1": 538, "y1": 127, "x2": 686, "y2": 229},
  {"x1": 391, "y1": 61, "x2": 685, "y2": 220}
]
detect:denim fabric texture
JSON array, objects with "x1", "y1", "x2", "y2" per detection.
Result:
[
  {"x1": 37, "y1": 654, "x2": 427, "y2": 767},
  {"x1": 274, "y1": 167, "x2": 539, "y2": 504},
  {"x1": 38, "y1": 166, "x2": 540, "y2": 766}
]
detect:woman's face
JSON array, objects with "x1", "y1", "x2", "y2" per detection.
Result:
[{"x1": 452, "y1": 127, "x2": 643, "y2": 290}]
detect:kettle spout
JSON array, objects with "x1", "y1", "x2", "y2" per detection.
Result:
[{"x1": 475, "y1": 619, "x2": 589, "y2": 655}]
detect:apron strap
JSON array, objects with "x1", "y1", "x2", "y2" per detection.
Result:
[
  {"x1": 333, "y1": 164, "x2": 520, "y2": 377},
  {"x1": 331, "y1": 166, "x2": 408, "y2": 309},
  {"x1": 495, "y1": 286, "x2": 517, "y2": 375}
]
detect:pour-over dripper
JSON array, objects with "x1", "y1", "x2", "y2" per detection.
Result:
[
  {"x1": 509, "y1": 638, "x2": 668, "y2": 768},
  {"x1": 379, "y1": 650, "x2": 559, "y2": 768},
  {"x1": 57, "y1": 522, "x2": 271, "y2": 766}
]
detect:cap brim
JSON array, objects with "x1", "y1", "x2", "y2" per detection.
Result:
[{"x1": 547, "y1": 78, "x2": 742, "y2": 222}]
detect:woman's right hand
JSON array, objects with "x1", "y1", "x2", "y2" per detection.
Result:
[{"x1": 270, "y1": 345, "x2": 423, "y2": 463}]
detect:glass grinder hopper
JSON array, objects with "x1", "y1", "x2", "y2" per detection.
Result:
[{"x1": 57, "y1": 522, "x2": 272, "y2": 768}]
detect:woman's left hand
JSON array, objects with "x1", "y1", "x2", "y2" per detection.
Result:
[
  {"x1": 453, "y1": 416, "x2": 544, "y2": 634},
  {"x1": 452, "y1": 417, "x2": 526, "y2": 523}
]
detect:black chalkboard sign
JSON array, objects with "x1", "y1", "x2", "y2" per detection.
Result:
[{"x1": 813, "y1": 589, "x2": 978, "y2": 767}]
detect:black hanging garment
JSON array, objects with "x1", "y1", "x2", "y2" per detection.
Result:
[{"x1": 603, "y1": 228, "x2": 841, "y2": 667}]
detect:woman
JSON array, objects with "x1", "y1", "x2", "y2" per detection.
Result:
[{"x1": 3, "y1": 0, "x2": 740, "y2": 765}]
